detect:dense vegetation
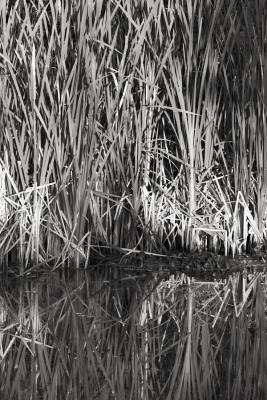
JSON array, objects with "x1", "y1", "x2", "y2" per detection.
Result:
[{"x1": 0, "y1": 0, "x2": 267, "y2": 270}]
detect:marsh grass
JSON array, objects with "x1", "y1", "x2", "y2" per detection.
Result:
[
  {"x1": 0, "y1": 268, "x2": 266, "y2": 399},
  {"x1": 0, "y1": 0, "x2": 267, "y2": 268}
]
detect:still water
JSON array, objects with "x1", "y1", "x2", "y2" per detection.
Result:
[{"x1": 0, "y1": 265, "x2": 266, "y2": 400}]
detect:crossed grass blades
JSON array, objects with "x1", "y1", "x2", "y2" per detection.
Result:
[{"x1": 0, "y1": 0, "x2": 267, "y2": 269}]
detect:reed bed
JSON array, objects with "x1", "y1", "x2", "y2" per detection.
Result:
[
  {"x1": 0, "y1": 269, "x2": 266, "y2": 399},
  {"x1": 0, "y1": 0, "x2": 267, "y2": 268}
]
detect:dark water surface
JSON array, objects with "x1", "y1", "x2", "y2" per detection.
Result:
[{"x1": 0, "y1": 264, "x2": 266, "y2": 399}]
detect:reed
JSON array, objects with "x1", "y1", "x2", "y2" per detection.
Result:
[{"x1": 0, "y1": 0, "x2": 266, "y2": 267}]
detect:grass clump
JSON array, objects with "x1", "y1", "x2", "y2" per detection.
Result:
[{"x1": 0, "y1": 0, "x2": 266, "y2": 269}]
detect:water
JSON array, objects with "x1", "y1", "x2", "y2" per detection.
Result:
[{"x1": 0, "y1": 265, "x2": 266, "y2": 399}]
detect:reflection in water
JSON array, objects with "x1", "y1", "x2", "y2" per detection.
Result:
[{"x1": 0, "y1": 267, "x2": 266, "y2": 399}]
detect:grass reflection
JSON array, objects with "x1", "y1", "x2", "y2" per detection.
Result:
[{"x1": 0, "y1": 268, "x2": 266, "y2": 399}]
